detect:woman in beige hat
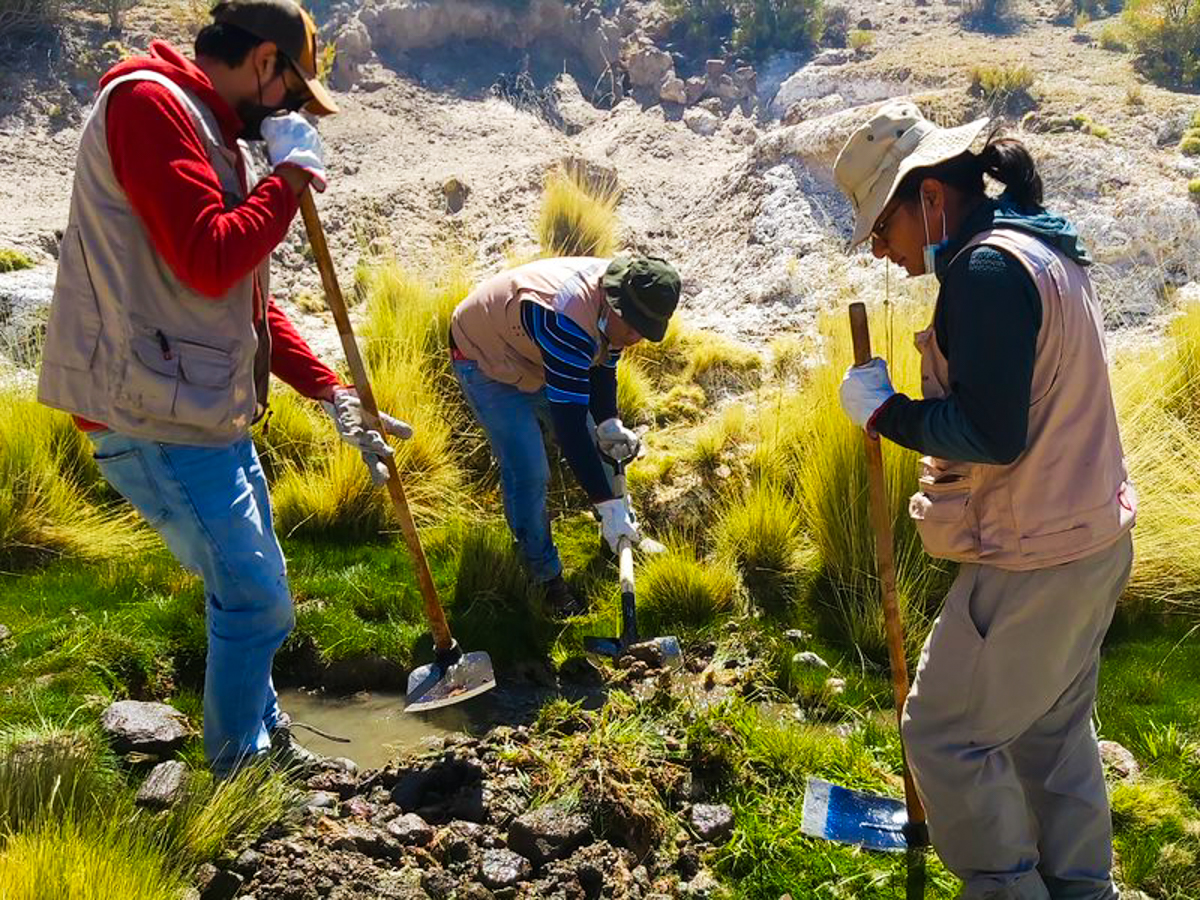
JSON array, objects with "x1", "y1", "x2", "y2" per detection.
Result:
[{"x1": 833, "y1": 101, "x2": 1137, "y2": 900}]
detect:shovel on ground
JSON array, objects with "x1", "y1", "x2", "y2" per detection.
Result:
[
  {"x1": 583, "y1": 454, "x2": 683, "y2": 670},
  {"x1": 801, "y1": 303, "x2": 930, "y2": 863},
  {"x1": 299, "y1": 190, "x2": 496, "y2": 715}
]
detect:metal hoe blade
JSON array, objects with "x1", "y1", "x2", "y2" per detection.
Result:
[
  {"x1": 405, "y1": 650, "x2": 497, "y2": 714},
  {"x1": 801, "y1": 777, "x2": 921, "y2": 853}
]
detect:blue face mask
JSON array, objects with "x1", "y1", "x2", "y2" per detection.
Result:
[{"x1": 920, "y1": 200, "x2": 949, "y2": 277}]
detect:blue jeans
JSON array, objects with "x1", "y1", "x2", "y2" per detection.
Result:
[
  {"x1": 455, "y1": 359, "x2": 606, "y2": 583},
  {"x1": 89, "y1": 430, "x2": 293, "y2": 774}
]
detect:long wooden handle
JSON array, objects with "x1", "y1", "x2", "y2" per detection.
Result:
[
  {"x1": 848, "y1": 302, "x2": 926, "y2": 830},
  {"x1": 299, "y1": 190, "x2": 455, "y2": 652}
]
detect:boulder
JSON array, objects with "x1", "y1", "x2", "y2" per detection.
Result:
[
  {"x1": 1099, "y1": 740, "x2": 1141, "y2": 782},
  {"x1": 704, "y1": 59, "x2": 726, "y2": 81},
  {"x1": 135, "y1": 760, "x2": 189, "y2": 810},
  {"x1": 685, "y1": 76, "x2": 706, "y2": 106},
  {"x1": 690, "y1": 803, "x2": 735, "y2": 844},
  {"x1": 578, "y1": 8, "x2": 621, "y2": 80},
  {"x1": 0, "y1": 265, "x2": 54, "y2": 370},
  {"x1": 387, "y1": 812, "x2": 436, "y2": 846},
  {"x1": 100, "y1": 700, "x2": 189, "y2": 757},
  {"x1": 660, "y1": 76, "x2": 688, "y2": 106},
  {"x1": 625, "y1": 45, "x2": 673, "y2": 90},
  {"x1": 330, "y1": 19, "x2": 373, "y2": 90},
  {"x1": 684, "y1": 108, "x2": 721, "y2": 137},
  {"x1": 732, "y1": 66, "x2": 757, "y2": 99},
  {"x1": 507, "y1": 801, "x2": 591, "y2": 866},
  {"x1": 442, "y1": 177, "x2": 470, "y2": 214},
  {"x1": 195, "y1": 864, "x2": 243, "y2": 900},
  {"x1": 553, "y1": 72, "x2": 605, "y2": 135},
  {"x1": 478, "y1": 848, "x2": 531, "y2": 889}
]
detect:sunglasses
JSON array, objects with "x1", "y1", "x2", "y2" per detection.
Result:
[
  {"x1": 280, "y1": 58, "x2": 313, "y2": 113},
  {"x1": 871, "y1": 204, "x2": 900, "y2": 244}
]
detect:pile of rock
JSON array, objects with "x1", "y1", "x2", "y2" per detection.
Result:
[
  {"x1": 100, "y1": 700, "x2": 194, "y2": 810},
  {"x1": 624, "y1": 46, "x2": 758, "y2": 116}
]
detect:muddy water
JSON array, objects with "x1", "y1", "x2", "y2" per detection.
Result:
[
  {"x1": 279, "y1": 681, "x2": 607, "y2": 771},
  {"x1": 278, "y1": 689, "x2": 472, "y2": 770}
]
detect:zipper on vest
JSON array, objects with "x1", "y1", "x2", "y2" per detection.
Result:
[{"x1": 156, "y1": 329, "x2": 172, "y2": 361}]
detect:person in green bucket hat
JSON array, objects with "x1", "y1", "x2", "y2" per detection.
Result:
[{"x1": 449, "y1": 255, "x2": 681, "y2": 618}]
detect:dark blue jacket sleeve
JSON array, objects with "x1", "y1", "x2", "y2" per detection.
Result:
[{"x1": 873, "y1": 246, "x2": 1042, "y2": 465}]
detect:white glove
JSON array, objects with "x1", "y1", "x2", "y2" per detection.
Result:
[
  {"x1": 839, "y1": 358, "x2": 896, "y2": 429},
  {"x1": 261, "y1": 112, "x2": 327, "y2": 192},
  {"x1": 320, "y1": 387, "x2": 413, "y2": 486},
  {"x1": 595, "y1": 417, "x2": 640, "y2": 462},
  {"x1": 594, "y1": 497, "x2": 640, "y2": 554}
]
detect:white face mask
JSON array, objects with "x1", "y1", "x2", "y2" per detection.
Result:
[{"x1": 920, "y1": 198, "x2": 949, "y2": 277}]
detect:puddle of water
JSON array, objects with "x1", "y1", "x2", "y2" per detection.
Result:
[{"x1": 278, "y1": 688, "x2": 472, "y2": 771}]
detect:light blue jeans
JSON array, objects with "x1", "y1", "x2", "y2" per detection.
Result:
[
  {"x1": 89, "y1": 430, "x2": 293, "y2": 774},
  {"x1": 454, "y1": 358, "x2": 612, "y2": 583}
]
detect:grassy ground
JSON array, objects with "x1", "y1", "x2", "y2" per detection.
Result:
[{"x1": 5, "y1": 177, "x2": 1200, "y2": 897}]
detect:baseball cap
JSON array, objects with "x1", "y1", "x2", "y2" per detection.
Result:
[{"x1": 211, "y1": 0, "x2": 338, "y2": 116}]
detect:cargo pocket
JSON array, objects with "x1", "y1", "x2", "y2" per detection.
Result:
[
  {"x1": 175, "y1": 339, "x2": 235, "y2": 429},
  {"x1": 126, "y1": 330, "x2": 180, "y2": 420},
  {"x1": 41, "y1": 226, "x2": 101, "y2": 372},
  {"x1": 909, "y1": 472, "x2": 979, "y2": 560},
  {"x1": 93, "y1": 446, "x2": 171, "y2": 527}
]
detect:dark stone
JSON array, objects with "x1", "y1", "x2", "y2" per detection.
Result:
[
  {"x1": 135, "y1": 760, "x2": 188, "y2": 810},
  {"x1": 676, "y1": 847, "x2": 702, "y2": 880},
  {"x1": 344, "y1": 796, "x2": 377, "y2": 819},
  {"x1": 195, "y1": 863, "x2": 243, "y2": 900},
  {"x1": 421, "y1": 869, "x2": 460, "y2": 900},
  {"x1": 387, "y1": 812, "x2": 436, "y2": 846},
  {"x1": 442, "y1": 177, "x2": 470, "y2": 214},
  {"x1": 478, "y1": 849, "x2": 531, "y2": 889},
  {"x1": 391, "y1": 756, "x2": 486, "y2": 822},
  {"x1": 231, "y1": 849, "x2": 262, "y2": 877},
  {"x1": 100, "y1": 700, "x2": 189, "y2": 757},
  {"x1": 335, "y1": 822, "x2": 402, "y2": 861},
  {"x1": 306, "y1": 768, "x2": 358, "y2": 799},
  {"x1": 507, "y1": 801, "x2": 592, "y2": 867},
  {"x1": 435, "y1": 820, "x2": 486, "y2": 864},
  {"x1": 624, "y1": 640, "x2": 666, "y2": 669},
  {"x1": 690, "y1": 804, "x2": 735, "y2": 844},
  {"x1": 857, "y1": 17, "x2": 874, "y2": 29}
]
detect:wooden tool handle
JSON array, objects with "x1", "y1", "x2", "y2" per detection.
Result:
[
  {"x1": 299, "y1": 190, "x2": 455, "y2": 652},
  {"x1": 848, "y1": 302, "x2": 926, "y2": 830}
]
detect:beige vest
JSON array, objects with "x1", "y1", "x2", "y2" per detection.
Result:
[
  {"x1": 911, "y1": 228, "x2": 1136, "y2": 571},
  {"x1": 450, "y1": 257, "x2": 612, "y2": 391},
  {"x1": 38, "y1": 70, "x2": 271, "y2": 446}
]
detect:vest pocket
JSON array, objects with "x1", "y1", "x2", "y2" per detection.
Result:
[
  {"x1": 909, "y1": 473, "x2": 979, "y2": 559},
  {"x1": 127, "y1": 329, "x2": 235, "y2": 429},
  {"x1": 42, "y1": 226, "x2": 102, "y2": 372}
]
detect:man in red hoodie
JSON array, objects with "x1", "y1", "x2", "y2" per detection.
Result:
[{"x1": 38, "y1": 0, "x2": 409, "y2": 774}]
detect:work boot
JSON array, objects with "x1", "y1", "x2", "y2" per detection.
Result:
[
  {"x1": 544, "y1": 575, "x2": 586, "y2": 619},
  {"x1": 269, "y1": 712, "x2": 326, "y2": 777}
]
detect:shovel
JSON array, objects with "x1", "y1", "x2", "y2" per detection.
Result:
[
  {"x1": 299, "y1": 190, "x2": 496, "y2": 714},
  {"x1": 801, "y1": 303, "x2": 929, "y2": 859},
  {"x1": 583, "y1": 455, "x2": 683, "y2": 670}
]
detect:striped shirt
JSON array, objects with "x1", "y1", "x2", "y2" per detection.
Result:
[{"x1": 520, "y1": 302, "x2": 620, "y2": 405}]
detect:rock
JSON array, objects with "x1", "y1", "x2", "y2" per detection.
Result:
[
  {"x1": 554, "y1": 73, "x2": 605, "y2": 135},
  {"x1": 625, "y1": 640, "x2": 667, "y2": 669},
  {"x1": 507, "y1": 801, "x2": 591, "y2": 866},
  {"x1": 625, "y1": 45, "x2": 672, "y2": 90},
  {"x1": 579, "y1": 10, "x2": 621, "y2": 83},
  {"x1": 685, "y1": 76, "x2": 706, "y2": 105},
  {"x1": 435, "y1": 819, "x2": 486, "y2": 864},
  {"x1": 689, "y1": 803, "x2": 734, "y2": 844},
  {"x1": 478, "y1": 848, "x2": 531, "y2": 889},
  {"x1": 812, "y1": 48, "x2": 855, "y2": 66},
  {"x1": 330, "y1": 19, "x2": 373, "y2": 90},
  {"x1": 0, "y1": 624, "x2": 10, "y2": 643},
  {"x1": 792, "y1": 651, "x2": 829, "y2": 670},
  {"x1": 825, "y1": 677, "x2": 847, "y2": 696},
  {"x1": 421, "y1": 869, "x2": 460, "y2": 900},
  {"x1": 344, "y1": 795, "x2": 377, "y2": 819},
  {"x1": 732, "y1": 65, "x2": 757, "y2": 99},
  {"x1": 660, "y1": 76, "x2": 688, "y2": 106},
  {"x1": 684, "y1": 108, "x2": 721, "y2": 137},
  {"x1": 336, "y1": 821, "x2": 402, "y2": 860},
  {"x1": 135, "y1": 760, "x2": 188, "y2": 810},
  {"x1": 307, "y1": 790, "x2": 339, "y2": 810},
  {"x1": 857, "y1": 17, "x2": 874, "y2": 29},
  {"x1": 195, "y1": 864, "x2": 243, "y2": 900},
  {"x1": 0, "y1": 266, "x2": 55, "y2": 370},
  {"x1": 1099, "y1": 740, "x2": 1141, "y2": 781},
  {"x1": 100, "y1": 700, "x2": 189, "y2": 757},
  {"x1": 387, "y1": 812, "x2": 436, "y2": 846},
  {"x1": 714, "y1": 74, "x2": 741, "y2": 103},
  {"x1": 681, "y1": 868, "x2": 721, "y2": 898},
  {"x1": 704, "y1": 59, "x2": 726, "y2": 81},
  {"x1": 231, "y1": 849, "x2": 262, "y2": 877},
  {"x1": 783, "y1": 628, "x2": 810, "y2": 644},
  {"x1": 391, "y1": 755, "x2": 486, "y2": 820},
  {"x1": 442, "y1": 178, "x2": 469, "y2": 214}
]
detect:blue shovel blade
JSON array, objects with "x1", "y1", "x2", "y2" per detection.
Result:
[{"x1": 801, "y1": 776, "x2": 910, "y2": 853}]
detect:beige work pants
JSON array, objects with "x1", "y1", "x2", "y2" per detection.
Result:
[{"x1": 903, "y1": 533, "x2": 1133, "y2": 900}]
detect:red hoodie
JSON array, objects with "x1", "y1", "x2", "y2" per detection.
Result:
[{"x1": 75, "y1": 42, "x2": 340, "y2": 431}]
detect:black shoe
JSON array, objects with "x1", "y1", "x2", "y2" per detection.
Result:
[
  {"x1": 268, "y1": 712, "x2": 326, "y2": 776},
  {"x1": 544, "y1": 575, "x2": 586, "y2": 619}
]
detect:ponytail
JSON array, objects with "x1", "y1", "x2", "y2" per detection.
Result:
[
  {"x1": 894, "y1": 131, "x2": 1045, "y2": 212},
  {"x1": 977, "y1": 136, "x2": 1043, "y2": 210}
]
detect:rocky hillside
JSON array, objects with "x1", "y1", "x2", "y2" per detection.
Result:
[{"x1": 2, "y1": 0, "x2": 1200, "y2": 377}]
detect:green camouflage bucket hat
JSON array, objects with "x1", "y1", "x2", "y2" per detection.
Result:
[{"x1": 602, "y1": 255, "x2": 681, "y2": 343}]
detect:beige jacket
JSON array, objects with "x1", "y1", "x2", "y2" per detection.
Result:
[
  {"x1": 450, "y1": 257, "x2": 612, "y2": 392},
  {"x1": 911, "y1": 228, "x2": 1136, "y2": 571},
  {"x1": 38, "y1": 70, "x2": 271, "y2": 445}
]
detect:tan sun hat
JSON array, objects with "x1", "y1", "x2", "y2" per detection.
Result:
[{"x1": 834, "y1": 101, "x2": 990, "y2": 249}]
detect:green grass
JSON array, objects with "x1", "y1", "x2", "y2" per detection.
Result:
[
  {"x1": 0, "y1": 248, "x2": 34, "y2": 273},
  {"x1": 1179, "y1": 131, "x2": 1200, "y2": 156},
  {"x1": 636, "y1": 543, "x2": 741, "y2": 638},
  {"x1": 712, "y1": 482, "x2": 811, "y2": 613},
  {"x1": 1189, "y1": 178, "x2": 1200, "y2": 197},
  {"x1": 969, "y1": 62, "x2": 1035, "y2": 100}
]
